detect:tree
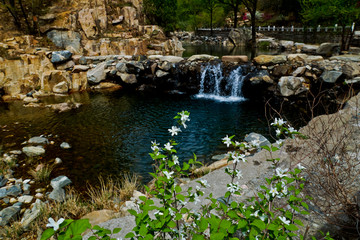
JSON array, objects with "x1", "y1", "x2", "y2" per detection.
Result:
[
  {"x1": 217, "y1": 0, "x2": 242, "y2": 28},
  {"x1": 242, "y1": 0, "x2": 258, "y2": 47},
  {"x1": 177, "y1": 0, "x2": 204, "y2": 30},
  {"x1": 203, "y1": 0, "x2": 220, "y2": 35},
  {"x1": 299, "y1": 0, "x2": 360, "y2": 51},
  {"x1": 143, "y1": 0, "x2": 178, "y2": 34},
  {"x1": 0, "y1": 0, "x2": 49, "y2": 34}
]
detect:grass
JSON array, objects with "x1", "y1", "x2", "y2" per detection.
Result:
[{"x1": 28, "y1": 163, "x2": 54, "y2": 183}]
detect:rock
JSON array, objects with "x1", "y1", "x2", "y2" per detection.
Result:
[
  {"x1": 49, "y1": 187, "x2": 65, "y2": 202},
  {"x1": 81, "y1": 210, "x2": 120, "y2": 227},
  {"x1": 278, "y1": 76, "x2": 307, "y2": 96},
  {"x1": 320, "y1": 71, "x2": 344, "y2": 83},
  {"x1": 28, "y1": 136, "x2": 49, "y2": 145},
  {"x1": 221, "y1": 55, "x2": 248, "y2": 63},
  {"x1": 72, "y1": 65, "x2": 90, "y2": 73},
  {"x1": 257, "y1": 38, "x2": 279, "y2": 49},
  {"x1": 305, "y1": 56, "x2": 324, "y2": 63},
  {"x1": 280, "y1": 40, "x2": 294, "y2": 50},
  {"x1": 159, "y1": 56, "x2": 184, "y2": 63},
  {"x1": 158, "y1": 62, "x2": 172, "y2": 71},
  {"x1": 94, "y1": 82, "x2": 123, "y2": 90},
  {"x1": 112, "y1": 16, "x2": 124, "y2": 25},
  {"x1": 9, "y1": 198, "x2": 17, "y2": 204},
  {"x1": 0, "y1": 188, "x2": 7, "y2": 198},
  {"x1": 188, "y1": 54, "x2": 218, "y2": 62},
  {"x1": 126, "y1": 61, "x2": 144, "y2": 72},
  {"x1": 57, "y1": 60, "x2": 75, "y2": 70},
  {"x1": 228, "y1": 28, "x2": 251, "y2": 46},
  {"x1": 301, "y1": 44, "x2": 318, "y2": 54},
  {"x1": 116, "y1": 62, "x2": 127, "y2": 73},
  {"x1": 23, "y1": 97, "x2": 39, "y2": 103},
  {"x1": 60, "y1": 142, "x2": 71, "y2": 149},
  {"x1": 132, "y1": 190, "x2": 146, "y2": 200},
  {"x1": 316, "y1": 43, "x2": 340, "y2": 57},
  {"x1": 53, "y1": 81, "x2": 69, "y2": 94},
  {"x1": 253, "y1": 55, "x2": 287, "y2": 65},
  {"x1": 0, "y1": 176, "x2": 8, "y2": 188},
  {"x1": 51, "y1": 176, "x2": 72, "y2": 189},
  {"x1": 55, "y1": 158, "x2": 62, "y2": 164},
  {"x1": 120, "y1": 200, "x2": 138, "y2": 215},
  {"x1": 35, "y1": 193, "x2": 44, "y2": 198},
  {"x1": 292, "y1": 66, "x2": 306, "y2": 77},
  {"x1": 244, "y1": 133, "x2": 271, "y2": 149},
  {"x1": 156, "y1": 70, "x2": 169, "y2": 78},
  {"x1": 272, "y1": 65, "x2": 293, "y2": 77},
  {"x1": 78, "y1": 8, "x2": 107, "y2": 38},
  {"x1": 342, "y1": 62, "x2": 360, "y2": 79},
  {"x1": 9, "y1": 150, "x2": 22, "y2": 155},
  {"x1": 51, "y1": 50, "x2": 73, "y2": 63},
  {"x1": 287, "y1": 54, "x2": 308, "y2": 63},
  {"x1": 0, "y1": 205, "x2": 21, "y2": 226},
  {"x1": 330, "y1": 55, "x2": 360, "y2": 62},
  {"x1": 47, "y1": 31, "x2": 82, "y2": 54},
  {"x1": 121, "y1": 6, "x2": 139, "y2": 28},
  {"x1": 119, "y1": 73, "x2": 137, "y2": 84},
  {"x1": 21, "y1": 199, "x2": 44, "y2": 229},
  {"x1": 22, "y1": 146, "x2": 45, "y2": 157},
  {"x1": 87, "y1": 61, "x2": 107, "y2": 84},
  {"x1": 6, "y1": 184, "x2": 22, "y2": 197},
  {"x1": 18, "y1": 195, "x2": 33, "y2": 204}
]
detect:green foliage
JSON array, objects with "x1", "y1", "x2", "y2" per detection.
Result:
[{"x1": 143, "y1": 0, "x2": 178, "y2": 34}]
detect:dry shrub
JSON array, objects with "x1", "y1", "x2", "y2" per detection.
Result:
[{"x1": 28, "y1": 164, "x2": 54, "y2": 183}]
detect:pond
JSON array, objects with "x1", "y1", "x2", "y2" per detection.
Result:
[{"x1": 0, "y1": 90, "x2": 270, "y2": 191}]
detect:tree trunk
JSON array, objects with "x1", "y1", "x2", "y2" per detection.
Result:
[
  {"x1": 233, "y1": 3, "x2": 239, "y2": 28},
  {"x1": 2, "y1": 0, "x2": 21, "y2": 28},
  {"x1": 341, "y1": 24, "x2": 346, "y2": 51},
  {"x1": 18, "y1": 0, "x2": 32, "y2": 33},
  {"x1": 210, "y1": 6, "x2": 213, "y2": 36},
  {"x1": 250, "y1": 9, "x2": 256, "y2": 47}
]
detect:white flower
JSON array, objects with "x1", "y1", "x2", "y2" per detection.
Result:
[
  {"x1": 222, "y1": 135, "x2": 232, "y2": 147},
  {"x1": 279, "y1": 216, "x2": 290, "y2": 225},
  {"x1": 200, "y1": 179, "x2": 210, "y2": 187},
  {"x1": 269, "y1": 187, "x2": 278, "y2": 197},
  {"x1": 235, "y1": 169, "x2": 243, "y2": 179},
  {"x1": 281, "y1": 186, "x2": 288, "y2": 195},
  {"x1": 168, "y1": 126, "x2": 181, "y2": 136},
  {"x1": 251, "y1": 210, "x2": 260, "y2": 217},
  {"x1": 194, "y1": 193, "x2": 200, "y2": 205},
  {"x1": 259, "y1": 214, "x2": 267, "y2": 221},
  {"x1": 169, "y1": 208, "x2": 175, "y2": 216},
  {"x1": 251, "y1": 140, "x2": 260, "y2": 148},
  {"x1": 173, "y1": 155, "x2": 179, "y2": 165},
  {"x1": 164, "y1": 171, "x2": 174, "y2": 179},
  {"x1": 235, "y1": 141, "x2": 242, "y2": 146},
  {"x1": 154, "y1": 210, "x2": 163, "y2": 216},
  {"x1": 276, "y1": 139, "x2": 284, "y2": 146},
  {"x1": 296, "y1": 163, "x2": 306, "y2": 170},
  {"x1": 271, "y1": 118, "x2": 286, "y2": 126},
  {"x1": 164, "y1": 142, "x2": 173, "y2": 151},
  {"x1": 227, "y1": 182, "x2": 241, "y2": 194},
  {"x1": 288, "y1": 126, "x2": 296, "y2": 133},
  {"x1": 180, "y1": 111, "x2": 190, "y2": 122},
  {"x1": 275, "y1": 168, "x2": 288, "y2": 178},
  {"x1": 46, "y1": 217, "x2": 64, "y2": 231},
  {"x1": 275, "y1": 129, "x2": 281, "y2": 136}
]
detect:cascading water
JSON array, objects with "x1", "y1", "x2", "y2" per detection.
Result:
[{"x1": 195, "y1": 63, "x2": 246, "y2": 102}]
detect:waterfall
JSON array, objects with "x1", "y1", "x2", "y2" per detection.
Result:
[{"x1": 195, "y1": 64, "x2": 246, "y2": 102}]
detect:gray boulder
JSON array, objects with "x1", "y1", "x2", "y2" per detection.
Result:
[
  {"x1": 119, "y1": 73, "x2": 137, "y2": 84},
  {"x1": 6, "y1": 184, "x2": 22, "y2": 197},
  {"x1": 156, "y1": 70, "x2": 169, "y2": 78},
  {"x1": 342, "y1": 62, "x2": 360, "y2": 79},
  {"x1": 49, "y1": 187, "x2": 66, "y2": 202},
  {"x1": 0, "y1": 188, "x2": 7, "y2": 198},
  {"x1": 316, "y1": 43, "x2": 340, "y2": 57},
  {"x1": 320, "y1": 71, "x2": 343, "y2": 83},
  {"x1": 21, "y1": 199, "x2": 45, "y2": 229},
  {"x1": 51, "y1": 176, "x2": 72, "y2": 189},
  {"x1": 28, "y1": 136, "x2": 49, "y2": 145},
  {"x1": 87, "y1": 61, "x2": 107, "y2": 84},
  {"x1": 116, "y1": 62, "x2": 127, "y2": 73},
  {"x1": 51, "y1": 50, "x2": 73, "y2": 63},
  {"x1": 0, "y1": 176, "x2": 8, "y2": 188},
  {"x1": 22, "y1": 146, "x2": 45, "y2": 157},
  {"x1": 47, "y1": 30, "x2": 82, "y2": 54},
  {"x1": 0, "y1": 205, "x2": 21, "y2": 226}
]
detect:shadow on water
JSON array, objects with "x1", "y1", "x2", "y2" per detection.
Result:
[{"x1": 0, "y1": 91, "x2": 269, "y2": 191}]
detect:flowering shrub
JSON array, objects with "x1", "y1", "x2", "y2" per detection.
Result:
[{"x1": 41, "y1": 111, "x2": 333, "y2": 240}]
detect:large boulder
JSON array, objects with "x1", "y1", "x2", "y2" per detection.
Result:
[
  {"x1": 53, "y1": 81, "x2": 69, "y2": 94},
  {"x1": 118, "y1": 73, "x2": 137, "y2": 84},
  {"x1": 50, "y1": 176, "x2": 72, "y2": 189},
  {"x1": 278, "y1": 76, "x2": 307, "y2": 97},
  {"x1": 316, "y1": 43, "x2": 340, "y2": 57},
  {"x1": 51, "y1": 51, "x2": 72, "y2": 63},
  {"x1": 188, "y1": 54, "x2": 218, "y2": 62},
  {"x1": 78, "y1": 7, "x2": 107, "y2": 38},
  {"x1": 87, "y1": 61, "x2": 107, "y2": 84},
  {"x1": 341, "y1": 62, "x2": 360, "y2": 79},
  {"x1": 47, "y1": 30, "x2": 82, "y2": 54},
  {"x1": 320, "y1": 71, "x2": 344, "y2": 83},
  {"x1": 228, "y1": 28, "x2": 251, "y2": 46},
  {"x1": 221, "y1": 55, "x2": 248, "y2": 63}
]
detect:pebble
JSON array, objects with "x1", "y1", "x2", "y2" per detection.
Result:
[
  {"x1": 35, "y1": 188, "x2": 45, "y2": 193},
  {"x1": 55, "y1": 157, "x2": 62, "y2": 164},
  {"x1": 9, "y1": 198, "x2": 17, "y2": 204},
  {"x1": 18, "y1": 195, "x2": 33, "y2": 204},
  {"x1": 60, "y1": 142, "x2": 71, "y2": 149},
  {"x1": 35, "y1": 193, "x2": 44, "y2": 198}
]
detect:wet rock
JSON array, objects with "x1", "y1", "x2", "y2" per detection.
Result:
[
  {"x1": 53, "y1": 81, "x2": 69, "y2": 94},
  {"x1": 49, "y1": 187, "x2": 65, "y2": 202},
  {"x1": 21, "y1": 199, "x2": 44, "y2": 229},
  {"x1": 156, "y1": 70, "x2": 169, "y2": 78},
  {"x1": 72, "y1": 65, "x2": 89, "y2": 73},
  {"x1": 22, "y1": 146, "x2": 45, "y2": 157},
  {"x1": 55, "y1": 158, "x2": 62, "y2": 164},
  {"x1": 93, "y1": 82, "x2": 122, "y2": 90},
  {"x1": 28, "y1": 136, "x2": 49, "y2": 145},
  {"x1": 278, "y1": 76, "x2": 307, "y2": 96},
  {"x1": 87, "y1": 61, "x2": 107, "y2": 84},
  {"x1": 51, "y1": 102, "x2": 81, "y2": 112},
  {"x1": 159, "y1": 56, "x2": 184, "y2": 63},
  {"x1": 228, "y1": 28, "x2": 251, "y2": 46},
  {"x1": 126, "y1": 61, "x2": 144, "y2": 72},
  {"x1": 320, "y1": 70, "x2": 343, "y2": 83},
  {"x1": 272, "y1": 65, "x2": 293, "y2": 77},
  {"x1": 158, "y1": 62, "x2": 172, "y2": 71},
  {"x1": 60, "y1": 142, "x2": 71, "y2": 149},
  {"x1": 51, "y1": 50, "x2": 73, "y2": 63},
  {"x1": 342, "y1": 62, "x2": 360, "y2": 79},
  {"x1": 0, "y1": 205, "x2": 21, "y2": 226},
  {"x1": 116, "y1": 62, "x2": 127, "y2": 73},
  {"x1": 23, "y1": 97, "x2": 39, "y2": 103},
  {"x1": 51, "y1": 176, "x2": 72, "y2": 189}
]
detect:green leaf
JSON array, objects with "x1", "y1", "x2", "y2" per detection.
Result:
[
  {"x1": 285, "y1": 224, "x2": 298, "y2": 231},
  {"x1": 175, "y1": 185, "x2": 182, "y2": 193},
  {"x1": 262, "y1": 145, "x2": 271, "y2": 151},
  {"x1": 40, "y1": 228, "x2": 55, "y2": 240},
  {"x1": 68, "y1": 219, "x2": 92, "y2": 236},
  {"x1": 113, "y1": 228, "x2": 121, "y2": 234},
  {"x1": 198, "y1": 218, "x2": 208, "y2": 231},
  {"x1": 128, "y1": 209, "x2": 137, "y2": 216},
  {"x1": 139, "y1": 224, "x2": 148, "y2": 236},
  {"x1": 268, "y1": 223, "x2": 279, "y2": 231},
  {"x1": 237, "y1": 219, "x2": 247, "y2": 228},
  {"x1": 193, "y1": 234, "x2": 206, "y2": 240},
  {"x1": 301, "y1": 202, "x2": 309, "y2": 210},
  {"x1": 251, "y1": 219, "x2": 266, "y2": 231},
  {"x1": 125, "y1": 232, "x2": 135, "y2": 238},
  {"x1": 168, "y1": 220, "x2": 176, "y2": 228}
]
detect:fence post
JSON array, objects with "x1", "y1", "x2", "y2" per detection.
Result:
[
  {"x1": 291, "y1": 25, "x2": 294, "y2": 32},
  {"x1": 317, "y1": 25, "x2": 321, "y2": 32},
  {"x1": 281, "y1": 26, "x2": 284, "y2": 31},
  {"x1": 268, "y1": 25, "x2": 270, "y2": 31},
  {"x1": 273, "y1": 26, "x2": 275, "y2": 31},
  {"x1": 334, "y1": 24, "x2": 337, "y2": 32}
]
